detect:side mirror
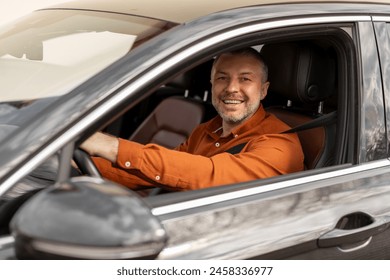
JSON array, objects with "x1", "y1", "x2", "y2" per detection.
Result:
[{"x1": 10, "y1": 177, "x2": 167, "y2": 259}]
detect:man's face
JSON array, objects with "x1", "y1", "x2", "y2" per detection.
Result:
[{"x1": 211, "y1": 53, "x2": 269, "y2": 125}]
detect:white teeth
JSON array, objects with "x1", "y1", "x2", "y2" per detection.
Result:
[{"x1": 223, "y1": 100, "x2": 242, "y2": 104}]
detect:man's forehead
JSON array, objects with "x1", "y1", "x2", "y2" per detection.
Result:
[
  {"x1": 214, "y1": 55, "x2": 261, "y2": 73},
  {"x1": 215, "y1": 69, "x2": 257, "y2": 75}
]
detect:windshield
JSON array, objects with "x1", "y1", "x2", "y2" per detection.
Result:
[{"x1": 0, "y1": 9, "x2": 174, "y2": 123}]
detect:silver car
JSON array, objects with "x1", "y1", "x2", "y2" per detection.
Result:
[{"x1": 1, "y1": 0, "x2": 390, "y2": 259}]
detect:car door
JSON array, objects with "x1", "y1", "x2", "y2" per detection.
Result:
[{"x1": 143, "y1": 10, "x2": 390, "y2": 259}]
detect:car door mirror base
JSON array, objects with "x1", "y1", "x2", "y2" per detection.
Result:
[{"x1": 10, "y1": 177, "x2": 167, "y2": 259}]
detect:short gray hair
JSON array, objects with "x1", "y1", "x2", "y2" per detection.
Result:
[{"x1": 212, "y1": 47, "x2": 268, "y2": 83}]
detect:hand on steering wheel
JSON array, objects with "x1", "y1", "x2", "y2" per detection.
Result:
[{"x1": 73, "y1": 148, "x2": 102, "y2": 178}]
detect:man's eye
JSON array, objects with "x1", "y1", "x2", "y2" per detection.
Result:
[{"x1": 216, "y1": 76, "x2": 227, "y2": 80}]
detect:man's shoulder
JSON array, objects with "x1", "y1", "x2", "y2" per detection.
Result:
[{"x1": 262, "y1": 111, "x2": 293, "y2": 133}]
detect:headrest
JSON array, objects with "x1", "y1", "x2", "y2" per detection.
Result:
[
  {"x1": 260, "y1": 42, "x2": 336, "y2": 104},
  {"x1": 165, "y1": 60, "x2": 213, "y2": 95},
  {"x1": 165, "y1": 72, "x2": 192, "y2": 89}
]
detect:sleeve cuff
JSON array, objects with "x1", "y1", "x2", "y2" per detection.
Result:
[{"x1": 116, "y1": 138, "x2": 144, "y2": 171}]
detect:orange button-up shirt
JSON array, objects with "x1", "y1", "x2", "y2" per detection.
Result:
[{"x1": 93, "y1": 105, "x2": 304, "y2": 191}]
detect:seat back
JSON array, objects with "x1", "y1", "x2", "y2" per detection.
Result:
[
  {"x1": 129, "y1": 96, "x2": 205, "y2": 149},
  {"x1": 261, "y1": 42, "x2": 337, "y2": 169}
]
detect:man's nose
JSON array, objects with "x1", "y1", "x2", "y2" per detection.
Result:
[{"x1": 226, "y1": 78, "x2": 239, "y2": 92}]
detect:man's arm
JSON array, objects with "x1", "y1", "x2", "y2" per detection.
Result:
[
  {"x1": 81, "y1": 132, "x2": 157, "y2": 189},
  {"x1": 83, "y1": 133, "x2": 303, "y2": 191},
  {"x1": 80, "y1": 132, "x2": 119, "y2": 163}
]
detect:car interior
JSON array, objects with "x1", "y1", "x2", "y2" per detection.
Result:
[
  {"x1": 261, "y1": 41, "x2": 338, "y2": 169},
  {"x1": 105, "y1": 39, "x2": 339, "y2": 171}
]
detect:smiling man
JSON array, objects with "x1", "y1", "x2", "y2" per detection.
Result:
[
  {"x1": 211, "y1": 49, "x2": 270, "y2": 136},
  {"x1": 81, "y1": 48, "x2": 304, "y2": 191}
]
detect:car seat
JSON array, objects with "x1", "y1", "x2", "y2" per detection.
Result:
[
  {"x1": 261, "y1": 41, "x2": 337, "y2": 169},
  {"x1": 129, "y1": 72, "x2": 205, "y2": 149}
]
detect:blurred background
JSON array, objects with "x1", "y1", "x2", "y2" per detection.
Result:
[{"x1": 0, "y1": 0, "x2": 72, "y2": 26}]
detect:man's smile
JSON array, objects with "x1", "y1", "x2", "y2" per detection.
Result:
[{"x1": 223, "y1": 99, "x2": 244, "y2": 104}]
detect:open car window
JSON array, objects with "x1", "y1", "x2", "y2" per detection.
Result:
[{"x1": 93, "y1": 24, "x2": 353, "y2": 194}]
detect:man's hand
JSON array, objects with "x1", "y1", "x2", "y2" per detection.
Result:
[{"x1": 80, "y1": 132, "x2": 119, "y2": 163}]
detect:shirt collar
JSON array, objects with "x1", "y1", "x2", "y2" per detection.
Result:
[{"x1": 206, "y1": 105, "x2": 267, "y2": 138}]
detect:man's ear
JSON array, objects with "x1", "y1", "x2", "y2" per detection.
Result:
[{"x1": 260, "y1": 81, "x2": 270, "y2": 100}]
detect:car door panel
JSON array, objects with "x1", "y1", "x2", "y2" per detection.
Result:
[{"x1": 155, "y1": 161, "x2": 390, "y2": 259}]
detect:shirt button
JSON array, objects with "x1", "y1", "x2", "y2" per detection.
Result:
[
  {"x1": 234, "y1": 134, "x2": 238, "y2": 138},
  {"x1": 215, "y1": 142, "x2": 220, "y2": 147},
  {"x1": 125, "y1": 161, "x2": 131, "y2": 168},
  {"x1": 155, "y1": 175, "x2": 161, "y2": 181}
]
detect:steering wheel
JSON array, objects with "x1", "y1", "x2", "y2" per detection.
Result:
[
  {"x1": 73, "y1": 149, "x2": 170, "y2": 196},
  {"x1": 73, "y1": 148, "x2": 102, "y2": 178}
]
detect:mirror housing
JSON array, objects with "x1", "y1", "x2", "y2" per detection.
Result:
[{"x1": 10, "y1": 177, "x2": 167, "y2": 259}]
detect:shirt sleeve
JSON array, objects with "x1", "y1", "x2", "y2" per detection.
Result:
[
  {"x1": 93, "y1": 155, "x2": 155, "y2": 190},
  {"x1": 106, "y1": 134, "x2": 303, "y2": 191}
]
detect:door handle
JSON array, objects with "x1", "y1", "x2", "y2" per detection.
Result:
[{"x1": 318, "y1": 214, "x2": 390, "y2": 248}]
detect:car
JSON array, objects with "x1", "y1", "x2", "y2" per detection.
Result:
[{"x1": 1, "y1": 0, "x2": 390, "y2": 260}]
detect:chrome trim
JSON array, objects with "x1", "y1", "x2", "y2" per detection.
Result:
[
  {"x1": 0, "y1": 15, "x2": 371, "y2": 196},
  {"x1": 31, "y1": 239, "x2": 163, "y2": 260},
  {"x1": 337, "y1": 236, "x2": 372, "y2": 253},
  {"x1": 372, "y1": 16, "x2": 390, "y2": 22},
  {"x1": 0, "y1": 236, "x2": 14, "y2": 250},
  {"x1": 152, "y1": 160, "x2": 390, "y2": 216}
]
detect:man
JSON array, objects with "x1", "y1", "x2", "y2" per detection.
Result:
[{"x1": 81, "y1": 48, "x2": 304, "y2": 191}]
